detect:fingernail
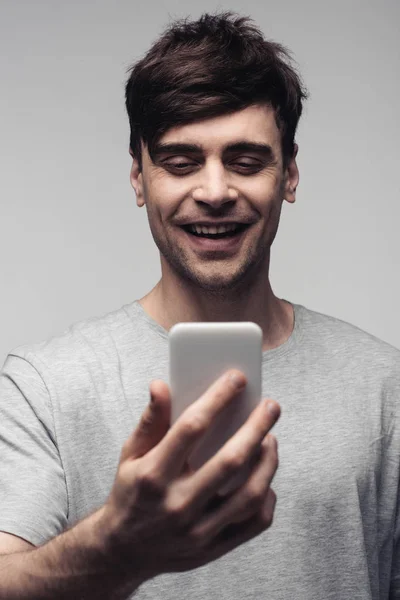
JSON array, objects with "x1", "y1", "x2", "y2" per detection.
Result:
[
  {"x1": 229, "y1": 371, "x2": 246, "y2": 388},
  {"x1": 267, "y1": 400, "x2": 280, "y2": 418}
]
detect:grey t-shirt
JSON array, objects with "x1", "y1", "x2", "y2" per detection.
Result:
[{"x1": 0, "y1": 300, "x2": 399, "y2": 599}]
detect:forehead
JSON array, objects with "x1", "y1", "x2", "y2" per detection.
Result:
[{"x1": 157, "y1": 104, "x2": 280, "y2": 151}]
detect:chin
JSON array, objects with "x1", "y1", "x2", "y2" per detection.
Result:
[
  {"x1": 159, "y1": 236, "x2": 265, "y2": 293},
  {"x1": 182, "y1": 264, "x2": 255, "y2": 295}
]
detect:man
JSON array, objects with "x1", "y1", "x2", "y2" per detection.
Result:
[{"x1": 0, "y1": 11, "x2": 398, "y2": 600}]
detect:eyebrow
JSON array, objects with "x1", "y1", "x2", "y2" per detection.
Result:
[{"x1": 151, "y1": 141, "x2": 275, "y2": 160}]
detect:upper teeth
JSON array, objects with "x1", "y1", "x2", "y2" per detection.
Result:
[{"x1": 189, "y1": 224, "x2": 239, "y2": 234}]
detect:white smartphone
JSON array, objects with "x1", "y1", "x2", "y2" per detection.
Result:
[{"x1": 169, "y1": 321, "x2": 262, "y2": 495}]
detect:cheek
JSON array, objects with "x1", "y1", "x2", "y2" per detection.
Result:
[
  {"x1": 145, "y1": 190, "x2": 179, "y2": 229},
  {"x1": 253, "y1": 193, "x2": 282, "y2": 223},
  {"x1": 147, "y1": 179, "x2": 192, "y2": 223},
  {"x1": 244, "y1": 173, "x2": 282, "y2": 203}
]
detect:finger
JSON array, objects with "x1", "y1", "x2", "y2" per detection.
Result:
[
  {"x1": 187, "y1": 398, "x2": 280, "y2": 514},
  {"x1": 120, "y1": 380, "x2": 171, "y2": 462},
  {"x1": 151, "y1": 369, "x2": 247, "y2": 479},
  {"x1": 215, "y1": 436, "x2": 277, "y2": 526},
  {"x1": 179, "y1": 488, "x2": 277, "y2": 572},
  {"x1": 194, "y1": 434, "x2": 278, "y2": 541},
  {"x1": 206, "y1": 487, "x2": 277, "y2": 563}
]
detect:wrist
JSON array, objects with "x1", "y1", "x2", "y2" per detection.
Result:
[{"x1": 93, "y1": 504, "x2": 148, "y2": 585}]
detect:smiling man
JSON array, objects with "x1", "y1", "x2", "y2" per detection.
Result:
[{"x1": 0, "y1": 11, "x2": 399, "y2": 600}]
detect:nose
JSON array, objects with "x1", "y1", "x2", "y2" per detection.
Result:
[{"x1": 192, "y1": 162, "x2": 238, "y2": 207}]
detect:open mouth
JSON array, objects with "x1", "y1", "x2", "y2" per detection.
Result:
[{"x1": 181, "y1": 224, "x2": 249, "y2": 239}]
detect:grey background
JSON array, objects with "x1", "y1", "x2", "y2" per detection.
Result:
[{"x1": 1, "y1": 0, "x2": 399, "y2": 365}]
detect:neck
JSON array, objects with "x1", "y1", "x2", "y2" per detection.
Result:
[{"x1": 138, "y1": 262, "x2": 294, "y2": 352}]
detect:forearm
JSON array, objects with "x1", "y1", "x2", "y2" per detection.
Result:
[{"x1": 0, "y1": 507, "x2": 144, "y2": 600}]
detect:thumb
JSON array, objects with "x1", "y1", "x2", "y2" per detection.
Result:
[{"x1": 120, "y1": 380, "x2": 171, "y2": 462}]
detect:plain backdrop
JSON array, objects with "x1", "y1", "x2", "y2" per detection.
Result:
[{"x1": 1, "y1": 0, "x2": 399, "y2": 365}]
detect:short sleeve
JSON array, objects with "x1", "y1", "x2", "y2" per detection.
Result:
[
  {"x1": 0, "y1": 353, "x2": 68, "y2": 546},
  {"x1": 390, "y1": 484, "x2": 400, "y2": 598},
  {"x1": 388, "y1": 361, "x2": 400, "y2": 599}
]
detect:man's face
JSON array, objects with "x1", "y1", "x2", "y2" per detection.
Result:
[{"x1": 130, "y1": 104, "x2": 298, "y2": 294}]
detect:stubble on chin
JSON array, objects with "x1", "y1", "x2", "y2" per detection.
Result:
[{"x1": 155, "y1": 226, "x2": 270, "y2": 296}]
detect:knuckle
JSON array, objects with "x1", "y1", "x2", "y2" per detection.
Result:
[
  {"x1": 136, "y1": 465, "x2": 165, "y2": 498},
  {"x1": 117, "y1": 461, "x2": 135, "y2": 488},
  {"x1": 181, "y1": 412, "x2": 207, "y2": 438},
  {"x1": 243, "y1": 484, "x2": 264, "y2": 510},
  {"x1": 166, "y1": 493, "x2": 191, "y2": 527},
  {"x1": 167, "y1": 503, "x2": 186, "y2": 526},
  {"x1": 222, "y1": 449, "x2": 247, "y2": 474}
]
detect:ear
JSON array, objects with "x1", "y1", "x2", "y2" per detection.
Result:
[
  {"x1": 129, "y1": 150, "x2": 145, "y2": 207},
  {"x1": 283, "y1": 143, "x2": 299, "y2": 204}
]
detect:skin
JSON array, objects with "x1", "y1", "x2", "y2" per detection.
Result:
[{"x1": 130, "y1": 103, "x2": 299, "y2": 351}]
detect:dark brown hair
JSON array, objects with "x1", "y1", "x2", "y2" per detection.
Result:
[{"x1": 125, "y1": 11, "x2": 308, "y2": 170}]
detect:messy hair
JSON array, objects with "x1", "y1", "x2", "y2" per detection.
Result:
[{"x1": 125, "y1": 11, "x2": 308, "y2": 170}]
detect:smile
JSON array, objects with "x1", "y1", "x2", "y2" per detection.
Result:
[
  {"x1": 181, "y1": 223, "x2": 249, "y2": 239},
  {"x1": 179, "y1": 223, "x2": 251, "y2": 253}
]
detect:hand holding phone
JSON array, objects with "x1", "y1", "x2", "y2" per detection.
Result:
[{"x1": 102, "y1": 369, "x2": 280, "y2": 581}]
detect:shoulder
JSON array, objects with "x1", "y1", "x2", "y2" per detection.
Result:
[
  {"x1": 6, "y1": 302, "x2": 136, "y2": 380},
  {"x1": 297, "y1": 302, "x2": 400, "y2": 365},
  {"x1": 296, "y1": 303, "x2": 400, "y2": 407}
]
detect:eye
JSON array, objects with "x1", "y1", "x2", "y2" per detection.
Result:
[
  {"x1": 230, "y1": 160, "x2": 263, "y2": 173},
  {"x1": 162, "y1": 159, "x2": 198, "y2": 174},
  {"x1": 168, "y1": 162, "x2": 196, "y2": 169}
]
